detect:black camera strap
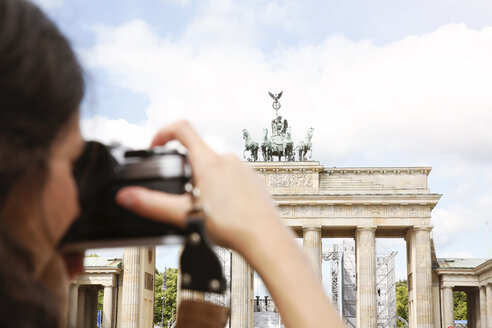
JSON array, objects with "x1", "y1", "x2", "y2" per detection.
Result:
[{"x1": 179, "y1": 185, "x2": 227, "y2": 294}]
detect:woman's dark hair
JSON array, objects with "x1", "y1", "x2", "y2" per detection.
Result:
[
  {"x1": 0, "y1": 0, "x2": 84, "y2": 207},
  {"x1": 0, "y1": 237, "x2": 59, "y2": 328},
  {"x1": 0, "y1": 0, "x2": 84, "y2": 326}
]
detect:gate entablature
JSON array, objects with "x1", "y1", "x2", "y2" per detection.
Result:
[{"x1": 250, "y1": 161, "x2": 441, "y2": 238}]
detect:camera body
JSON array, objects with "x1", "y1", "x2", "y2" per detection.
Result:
[
  {"x1": 60, "y1": 141, "x2": 192, "y2": 251},
  {"x1": 60, "y1": 141, "x2": 227, "y2": 294}
]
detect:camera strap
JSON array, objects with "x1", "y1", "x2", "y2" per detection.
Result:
[{"x1": 179, "y1": 185, "x2": 227, "y2": 294}]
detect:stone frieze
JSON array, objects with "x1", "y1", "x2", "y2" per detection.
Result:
[
  {"x1": 276, "y1": 204, "x2": 429, "y2": 218},
  {"x1": 260, "y1": 173, "x2": 315, "y2": 188}
]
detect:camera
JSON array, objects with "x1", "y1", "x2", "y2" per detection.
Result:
[
  {"x1": 59, "y1": 140, "x2": 227, "y2": 293},
  {"x1": 60, "y1": 141, "x2": 191, "y2": 251}
]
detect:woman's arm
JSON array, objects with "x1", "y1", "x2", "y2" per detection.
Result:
[
  {"x1": 116, "y1": 120, "x2": 345, "y2": 328},
  {"x1": 240, "y1": 222, "x2": 344, "y2": 328}
]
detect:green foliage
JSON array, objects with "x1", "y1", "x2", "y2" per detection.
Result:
[
  {"x1": 154, "y1": 268, "x2": 178, "y2": 326},
  {"x1": 97, "y1": 289, "x2": 103, "y2": 312},
  {"x1": 395, "y1": 280, "x2": 408, "y2": 328},
  {"x1": 394, "y1": 280, "x2": 468, "y2": 324},
  {"x1": 454, "y1": 291, "x2": 467, "y2": 320}
]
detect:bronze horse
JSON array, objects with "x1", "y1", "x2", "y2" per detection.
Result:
[{"x1": 242, "y1": 129, "x2": 259, "y2": 161}]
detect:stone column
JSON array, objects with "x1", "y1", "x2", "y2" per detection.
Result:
[
  {"x1": 475, "y1": 287, "x2": 482, "y2": 328},
  {"x1": 121, "y1": 247, "x2": 141, "y2": 328},
  {"x1": 356, "y1": 226, "x2": 377, "y2": 328},
  {"x1": 466, "y1": 287, "x2": 478, "y2": 327},
  {"x1": 83, "y1": 288, "x2": 94, "y2": 328},
  {"x1": 442, "y1": 286, "x2": 454, "y2": 328},
  {"x1": 302, "y1": 225, "x2": 322, "y2": 279},
  {"x1": 67, "y1": 283, "x2": 78, "y2": 328},
  {"x1": 467, "y1": 289, "x2": 475, "y2": 328},
  {"x1": 77, "y1": 287, "x2": 86, "y2": 328},
  {"x1": 231, "y1": 251, "x2": 253, "y2": 328},
  {"x1": 432, "y1": 272, "x2": 441, "y2": 328},
  {"x1": 480, "y1": 285, "x2": 487, "y2": 328},
  {"x1": 413, "y1": 227, "x2": 434, "y2": 328},
  {"x1": 487, "y1": 284, "x2": 492, "y2": 328},
  {"x1": 90, "y1": 289, "x2": 98, "y2": 328},
  {"x1": 103, "y1": 285, "x2": 114, "y2": 328}
]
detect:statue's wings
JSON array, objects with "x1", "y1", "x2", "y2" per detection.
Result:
[
  {"x1": 278, "y1": 91, "x2": 283, "y2": 99},
  {"x1": 268, "y1": 92, "x2": 275, "y2": 100}
]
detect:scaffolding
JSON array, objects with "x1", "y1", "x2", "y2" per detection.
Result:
[
  {"x1": 208, "y1": 241, "x2": 397, "y2": 328},
  {"x1": 204, "y1": 246, "x2": 232, "y2": 308},
  {"x1": 323, "y1": 240, "x2": 397, "y2": 328}
]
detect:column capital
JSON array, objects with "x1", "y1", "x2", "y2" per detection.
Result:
[
  {"x1": 103, "y1": 283, "x2": 115, "y2": 288},
  {"x1": 413, "y1": 225, "x2": 433, "y2": 232},
  {"x1": 357, "y1": 225, "x2": 377, "y2": 232},
  {"x1": 302, "y1": 224, "x2": 322, "y2": 231}
]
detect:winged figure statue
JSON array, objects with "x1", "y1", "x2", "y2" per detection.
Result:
[{"x1": 268, "y1": 91, "x2": 283, "y2": 101}]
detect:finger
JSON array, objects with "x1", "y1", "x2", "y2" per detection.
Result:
[
  {"x1": 116, "y1": 186, "x2": 192, "y2": 228},
  {"x1": 150, "y1": 120, "x2": 214, "y2": 160}
]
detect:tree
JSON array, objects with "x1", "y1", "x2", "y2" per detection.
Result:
[
  {"x1": 97, "y1": 289, "x2": 103, "y2": 312},
  {"x1": 454, "y1": 291, "x2": 467, "y2": 320},
  {"x1": 154, "y1": 268, "x2": 178, "y2": 326},
  {"x1": 396, "y1": 280, "x2": 408, "y2": 327}
]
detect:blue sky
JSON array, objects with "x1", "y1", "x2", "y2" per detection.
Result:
[{"x1": 33, "y1": 0, "x2": 492, "y2": 283}]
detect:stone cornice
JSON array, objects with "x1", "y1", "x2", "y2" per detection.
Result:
[
  {"x1": 273, "y1": 194, "x2": 441, "y2": 206},
  {"x1": 250, "y1": 161, "x2": 324, "y2": 173},
  {"x1": 323, "y1": 167, "x2": 432, "y2": 175},
  {"x1": 474, "y1": 259, "x2": 492, "y2": 274},
  {"x1": 249, "y1": 163, "x2": 432, "y2": 175},
  {"x1": 436, "y1": 268, "x2": 476, "y2": 276},
  {"x1": 85, "y1": 267, "x2": 122, "y2": 274}
]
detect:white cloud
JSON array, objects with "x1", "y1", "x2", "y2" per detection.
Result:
[
  {"x1": 81, "y1": 115, "x2": 152, "y2": 149},
  {"x1": 79, "y1": 11, "x2": 492, "y2": 259},
  {"x1": 80, "y1": 22, "x2": 492, "y2": 163},
  {"x1": 180, "y1": 0, "x2": 302, "y2": 46},
  {"x1": 30, "y1": 0, "x2": 64, "y2": 10}
]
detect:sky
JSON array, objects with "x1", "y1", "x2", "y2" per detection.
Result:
[{"x1": 32, "y1": 0, "x2": 492, "y2": 284}]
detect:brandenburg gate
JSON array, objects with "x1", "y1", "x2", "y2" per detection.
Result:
[
  {"x1": 228, "y1": 92, "x2": 442, "y2": 327},
  {"x1": 230, "y1": 162, "x2": 441, "y2": 328}
]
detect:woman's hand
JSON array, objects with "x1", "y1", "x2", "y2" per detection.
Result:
[{"x1": 115, "y1": 120, "x2": 281, "y2": 251}]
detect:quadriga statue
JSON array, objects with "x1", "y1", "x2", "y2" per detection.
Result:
[
  {"x1": 261, "y1": 128, "x2": 273, "y2": 161},
  {"x1": 298, "y1": 127, "x2": 314, "y2": 161},
  {"x1": 242, "y1": 129, "x2": 259, "y2": 161}
]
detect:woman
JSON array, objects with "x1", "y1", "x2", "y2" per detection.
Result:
[{"x1": 0, "y1": 0, "x2": 344, "y2": 327}]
